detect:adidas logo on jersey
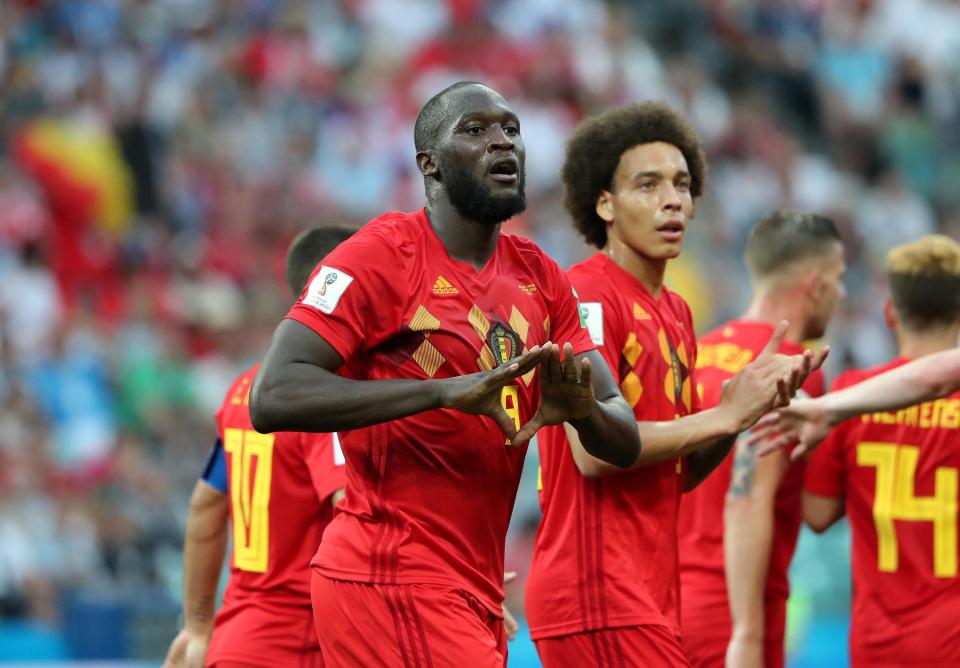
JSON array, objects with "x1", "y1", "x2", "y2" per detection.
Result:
[
  {"x1": 633, "y1": 302, "x2": 652, "y2": 320},
  {"x1": 433, "y1": 276, "x2": 459, "y2": 295}
]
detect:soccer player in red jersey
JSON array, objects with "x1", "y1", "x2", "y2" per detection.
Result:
[
  {"x1": 162, "y1": 226, "x2": 354, "y2": 668},
  {"x1": 249, "y1": 82, "x2": 642, "y2": 667},
  {"x1": 677, "y1": 211, "x2": 846, "y2": 668},
  {"x1": 798, "y1": 235, "x2": 960, "y2": 668},
  {"x1": 524, "y1": 103, "x2": 824, "y2": 667}
]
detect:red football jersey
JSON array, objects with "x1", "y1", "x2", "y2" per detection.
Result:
[
  {"x1": 805, "y1": 358, "x2": 960, "y2": 667},
  {"x1": 206, "y1": 365, "x2": 346, "y2": 665},
  {"x1": 285, "y1": 208, "x2": 593, "y2": 616},
  {"x1": 677, "y1": 321, "x2": 824, "y2": 653},
  {"x1": 525, "y1": 252, "x2": 700, "y2": 640}
]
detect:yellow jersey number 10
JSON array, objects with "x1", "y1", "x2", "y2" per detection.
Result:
[{"x1": 223, "y1": 428, "x2": 275, "y2": 573}]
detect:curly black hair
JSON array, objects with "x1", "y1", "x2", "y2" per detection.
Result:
[{"x1": 562, "y1": 102, "x2": 707, "y2": 248}]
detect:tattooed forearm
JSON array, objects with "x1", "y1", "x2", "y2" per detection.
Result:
[
  {"x1": 187, "y1": 594, "x2": 215, "y2": 625},
  {"x1": 728, "y1": 436, "x2": 758, "y2": 497}
]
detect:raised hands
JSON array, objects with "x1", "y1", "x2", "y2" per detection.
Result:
[
  {"x1": 439, "y1": 342, "x2": 599, "y2": 448},
  {"x1": 438, "y1": 345, "x2": 545, "y2": 442},
  {"x1": 511, "y1": 342, "x2": 595, "y2": 448},
  {"x1": 718, "y1": 321, "x2": 829, "y2": 433},
  {"x1": 747, "y1": 398, "x2": 833, "y2": 461}
]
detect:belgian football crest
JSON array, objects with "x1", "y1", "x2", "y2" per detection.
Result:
[{"x1": 487, "y1": 323, "x2": 522, "y2": 366}]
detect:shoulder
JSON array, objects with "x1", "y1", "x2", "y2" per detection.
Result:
[
  {"x1": 566, "y1": 254, "x2": 617, "y2": 305},
  {"x1": 216, "y1": 366, "x2": 258, "y2": 422},
  {"x1": 566, "y1": 253, "x2": 604, "y2": 279},
  {"x1": 342, "y1": 210, "x2": 424, "y2": 258},
  {"x1": 697, "y1": 323, "x2": 729, "y2": 346},
  {"x1": 501, "y1": 233, "x2": 581, "y2": 299},
  {"x1": 832, "y1": 358, "x2": 905, "y2": 391},
  {"x1": 501, "y1": 232, "x2": 563, "y2": 274},
  {"x1": 316, "y1": 211, "x2": 423, "y2": 298},
  {"x1": 664, "y1": 285, "x2": 693, "y2": 316},
  {"x1": 830, "y1": 367, "x2": 872, "y2": 392},
  {"x1": 663, "y1": 286, "x2": 696, "y2": 332}
]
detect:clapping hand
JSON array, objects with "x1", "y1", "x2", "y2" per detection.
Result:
[
  {"x1": 718, "y1": 321, "x2": 829, "y2": 433},
  {"x1": 747, "y1": 398, "x2": 833, "y2": 461},
  {"x1": 511, "y1": 342, "x2": 595, "y2": 448},
  {"x1": 439, "y1": 345, "x2": 546, "y2": 443}
]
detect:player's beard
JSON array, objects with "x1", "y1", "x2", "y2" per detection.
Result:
[{"x1": 444, "y1": 164, "x2": 526, "y2": 226}]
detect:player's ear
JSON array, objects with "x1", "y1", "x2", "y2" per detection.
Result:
[
  {"x1": 801, "y1": 268, "x2": 820, "y2": 301},
  {"x1": 416, "y1": 150, "x2": 438, "y2": 178},
  {"x1": 596, "y1": 190, "x2": 614, "y2": 223},
  {"x1": 883, "y1": 299, "x2": 898, "y2": 331}
]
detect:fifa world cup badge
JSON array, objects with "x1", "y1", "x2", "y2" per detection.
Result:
[{"x1": 319, "y1": 272, "x2": 338, "y2": 296}]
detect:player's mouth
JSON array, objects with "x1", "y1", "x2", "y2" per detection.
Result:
[
  {"x1": 656, "y1": 220, "x2": 685, "y2": 241},
  {"x1": 488, "y1": 157, "x2": 519, "y2": 184}
]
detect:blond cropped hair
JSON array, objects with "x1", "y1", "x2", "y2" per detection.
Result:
[
  {"x1": 887, "y1": 235, "x2": 960, "y2": 276},
  {"x1": 887, "y1": 235, "x2": 960, "y2": 328}
]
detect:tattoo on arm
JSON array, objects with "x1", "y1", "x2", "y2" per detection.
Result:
[
  {"x1": 187, "y1": 594, "x2": 215, "y2": 625},
  {"x1": 728, "y1": 436, "x2": 758, "y2": 498}
]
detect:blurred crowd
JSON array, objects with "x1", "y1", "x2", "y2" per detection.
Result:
[{"x1": 0, "y1": 0, "x2": 958, "y2": 655}]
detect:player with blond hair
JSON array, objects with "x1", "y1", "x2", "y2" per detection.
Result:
[{"x1": 790, "y1": 235, "x2": 960, "y2": 667}]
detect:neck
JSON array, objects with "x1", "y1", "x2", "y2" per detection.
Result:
[
  {"x1": 602, "y1": 236, "x2": 667, "y2": 297},
  {"x1": 741, "y1": 286, "x2": 810, "y2": 344},
  {"x1": 897, "y1": 324, "x2": 960, "y2": 360},
  {"x1": 425, "y1": 196, "x2": 500, "y2": 271}
]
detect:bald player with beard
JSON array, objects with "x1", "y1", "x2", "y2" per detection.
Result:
[{"x1": 250, "y1": 81, "x2": 641, "y2": 667}]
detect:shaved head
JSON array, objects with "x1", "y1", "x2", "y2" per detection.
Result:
[{"x1": 414, "y1": 80, "x2": 489, "y2": 152}]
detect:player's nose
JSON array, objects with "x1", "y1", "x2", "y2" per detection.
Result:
[
  {"x1": 661, "y1": 184, "x2": 683, "y2": 210},
  {"x1": 487, "y1": 125, "x2": 515, "y2": 152}
]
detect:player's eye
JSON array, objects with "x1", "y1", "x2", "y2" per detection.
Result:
[
  {"x1": 465, "y1": 125, "x2": 483, "y2": 135},
  {"x1": 676, "y1": 180, "x2": 690, "y2": 192},
  {"x1": 504, "y1": 125, "x2": 519, "y2": 135},
  {"x1": 639, "y1": 181, "x2": 655, "y2": 191}
]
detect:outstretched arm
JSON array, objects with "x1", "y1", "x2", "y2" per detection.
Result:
[
  {"x1": 566, "y1": 322, "x2": 825, "y2": 479},
  {"x1": 755, "y1": 347, "x2": 960, "y2": 460},
  {"x1": 162, "y1": 481, "x2": 229, "y2": 668},
  {"x1": 819, "y1": 347, "x2": 960, "y2": 415},
  {"x1": 511, "y1": 345, "x2": 639, "y2": 467}
]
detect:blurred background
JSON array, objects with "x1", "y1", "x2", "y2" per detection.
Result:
[{"x1": 0, "y1": 0, "x2": 958, "y2": 665}]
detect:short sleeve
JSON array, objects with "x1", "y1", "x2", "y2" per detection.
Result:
[
  {"x1": 536, "y1": 258, "x2": 595, "y2": 358},
  {"x1": 566, "y1": 270, "x2": 623, "y2": 379},
  {"x1": 301, "y1": 432, "x2": 347, "y2": 504},
  {"x1": 804, "y1": 426, "x2": 847, "y2": 498},
  {"x1": 200, "y1": 438, "x2": 228, "y2": 494},
  {"x1": 285, "y1": 230, "x2": 409, "y2": 363}
]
